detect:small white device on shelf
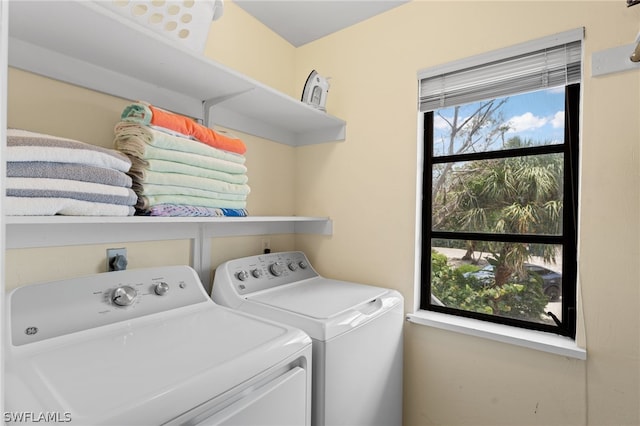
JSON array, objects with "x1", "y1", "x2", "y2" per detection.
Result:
[{"x1": 301, "y1": 70, "x2": 330, "y2": 111}]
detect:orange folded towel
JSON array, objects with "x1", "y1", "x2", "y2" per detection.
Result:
[{"x1": 121, "y1": 103, "x2": 247, "y2": 155}]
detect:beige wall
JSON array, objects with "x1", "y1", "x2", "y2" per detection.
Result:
[
  {"x1": 293, "y1": 1, "x2": 640, "y2": 425},
  {"x1": 5, "y1": 1, "x2": 640, "y2": 425}
]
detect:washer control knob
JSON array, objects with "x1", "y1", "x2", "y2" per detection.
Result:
[
  {"x1": 112, "y1": 285, "x2": 137, "y2": 306},
  {"x1": 251, "y1": 269, "x2": 264, "y2": 279},
  {"x1": 155, "y1": 282, "x2": 170, "y2": 296},
  {"x1": 269, "y1": 262, "x2": 286, "y2": 277},
  {"x1": 288, "y1": 262, "x2": 299, "y2": 271},
  {"x1": 236, "y1": 270, "x2": 250, "y2": 281},
  {"x1": 299, "y1": 260, "x2": 309, "y2": 269}
]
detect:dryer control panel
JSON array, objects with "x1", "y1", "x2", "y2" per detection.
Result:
[
  {"x1": 214, "y1": 251, "x2": 319, "y2": 296},
  {"x1": 8, "y1": 265, "x2": 209, "y2": 346}
]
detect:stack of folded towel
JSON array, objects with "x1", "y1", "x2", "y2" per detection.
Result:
[
  {"x1": 6, "y1": 129, "x2": 136, "y2": 216},
  {"x1": 114, "y1": 102, "x2": 250, "y2": 217}
]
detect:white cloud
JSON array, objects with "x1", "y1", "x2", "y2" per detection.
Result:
[
  {"x1": 550, "y1": 111, "x2": 564, "y2": 128},
  {"x1": 507, "y1": 112, "x2": 548, "y2": 133}
]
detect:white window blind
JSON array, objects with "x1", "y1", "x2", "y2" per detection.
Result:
[{"x1": 418, "y1": 28, "x2": 583, "y2": 112}]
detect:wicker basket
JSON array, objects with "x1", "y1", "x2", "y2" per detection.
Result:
[{"x1": 95, "y1": 0, "x2": 223, "y2": 52}]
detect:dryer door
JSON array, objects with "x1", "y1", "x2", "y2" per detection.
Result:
[{"x1": 167, "y1": 366, "x2": 308, "y2": 426}]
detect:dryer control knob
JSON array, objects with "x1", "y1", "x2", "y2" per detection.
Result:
[
  {"x1": 251, "y1": 269, "x2": 263, "y2": 279},
  {"x1": 112, "y1": 285, "x2": 137, "y2": 306},
  {"x1": 154, "y1": 282, "x2": 170, "y2": 296},
  {"x1": 236, "y1": 270, "x2": 250, "y2": 281},
  {"x1": 288, "y1": 262, "x2": 299, "y2": 271},
  {"x1": 269, "y1": 262, "x2": 286, "y2": 277},
  {"x1": 299, "y1": 260, "x2": 309, "y2": 269}
]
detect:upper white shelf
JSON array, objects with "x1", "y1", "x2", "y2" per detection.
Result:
[
  {"x1": 7, "y1": 1, "x2": 346, "y2": 146},
  {"x1": 5, "y1": 216, "x2": 333, "y2": 249}
]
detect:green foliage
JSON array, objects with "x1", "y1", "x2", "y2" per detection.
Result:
[
  {"x1": 455, "y1": 264, "x2": 481, "y2": 275},
  {"x1": 430, "y1": 250, "x2": 548, "y2": 322}
]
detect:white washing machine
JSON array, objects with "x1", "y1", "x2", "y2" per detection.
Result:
[
  {"x1": 212, "y1": 251, "x2": 403, "y2": 426},
  {"x1": 5, "y1": 265, "x2": 312, "y2": 425}
]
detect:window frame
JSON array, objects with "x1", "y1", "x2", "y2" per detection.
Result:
[{"x1": 419, "y1": 83, "x2": 580, "y2": 338}]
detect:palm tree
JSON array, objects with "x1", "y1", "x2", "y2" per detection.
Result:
[{"x1": 441, "y1": 137, "x2": 563, "y2": 288}]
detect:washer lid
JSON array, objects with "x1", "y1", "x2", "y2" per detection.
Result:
[
  {"x1": 5, "y1": 303, "x2": 310, "y2": 425},
  {"x1": 247, "y1": 278, "x2": 388, "y2": 319}
]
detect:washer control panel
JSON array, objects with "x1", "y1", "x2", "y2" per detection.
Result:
[
  {"x1": 221, "y1": 251, "x2": 319, "y2": 296},
  {"x1": 8, "y1": 265, "x2": 209, "y2": 346}
]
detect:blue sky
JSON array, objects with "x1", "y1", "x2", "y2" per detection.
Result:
[{"x1": 432, "y1": 87, "x2": 565, "y2": 153}]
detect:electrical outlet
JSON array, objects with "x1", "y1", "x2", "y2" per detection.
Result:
[
  {"x1": 261, "y1": 238, "x2": 271, "y2": 253},
  {"x1": 107, "y1": 247, "x2": 128, "y2": 271}
]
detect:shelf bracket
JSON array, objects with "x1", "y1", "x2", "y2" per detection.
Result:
[
  {"x1": 202, "y1": 88, "x2": 255, "y2": 127},
  {"x1": 592, "y1": 31, "x2": 640, "y2": 77}
]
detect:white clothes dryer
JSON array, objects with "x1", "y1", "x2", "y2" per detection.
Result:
[
  {"x1": 5, "y1": 265, "x2": 312, "y2": 425},
  {"x1": 212, "y1": 251, "x2": 403, "y2": 426}
]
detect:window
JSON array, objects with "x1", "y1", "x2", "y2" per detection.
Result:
[{"x1": 418, "y1": 29, "x2": 582, "y2": 337}]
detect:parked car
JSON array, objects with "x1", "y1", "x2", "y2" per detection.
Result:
[{"x1": 464, "y1": 263, "x2": 562, "y2": 302}]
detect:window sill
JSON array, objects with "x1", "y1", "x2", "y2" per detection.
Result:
[{"x1": 406, "y1": 310, "x2": 586, "y2": 360}]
